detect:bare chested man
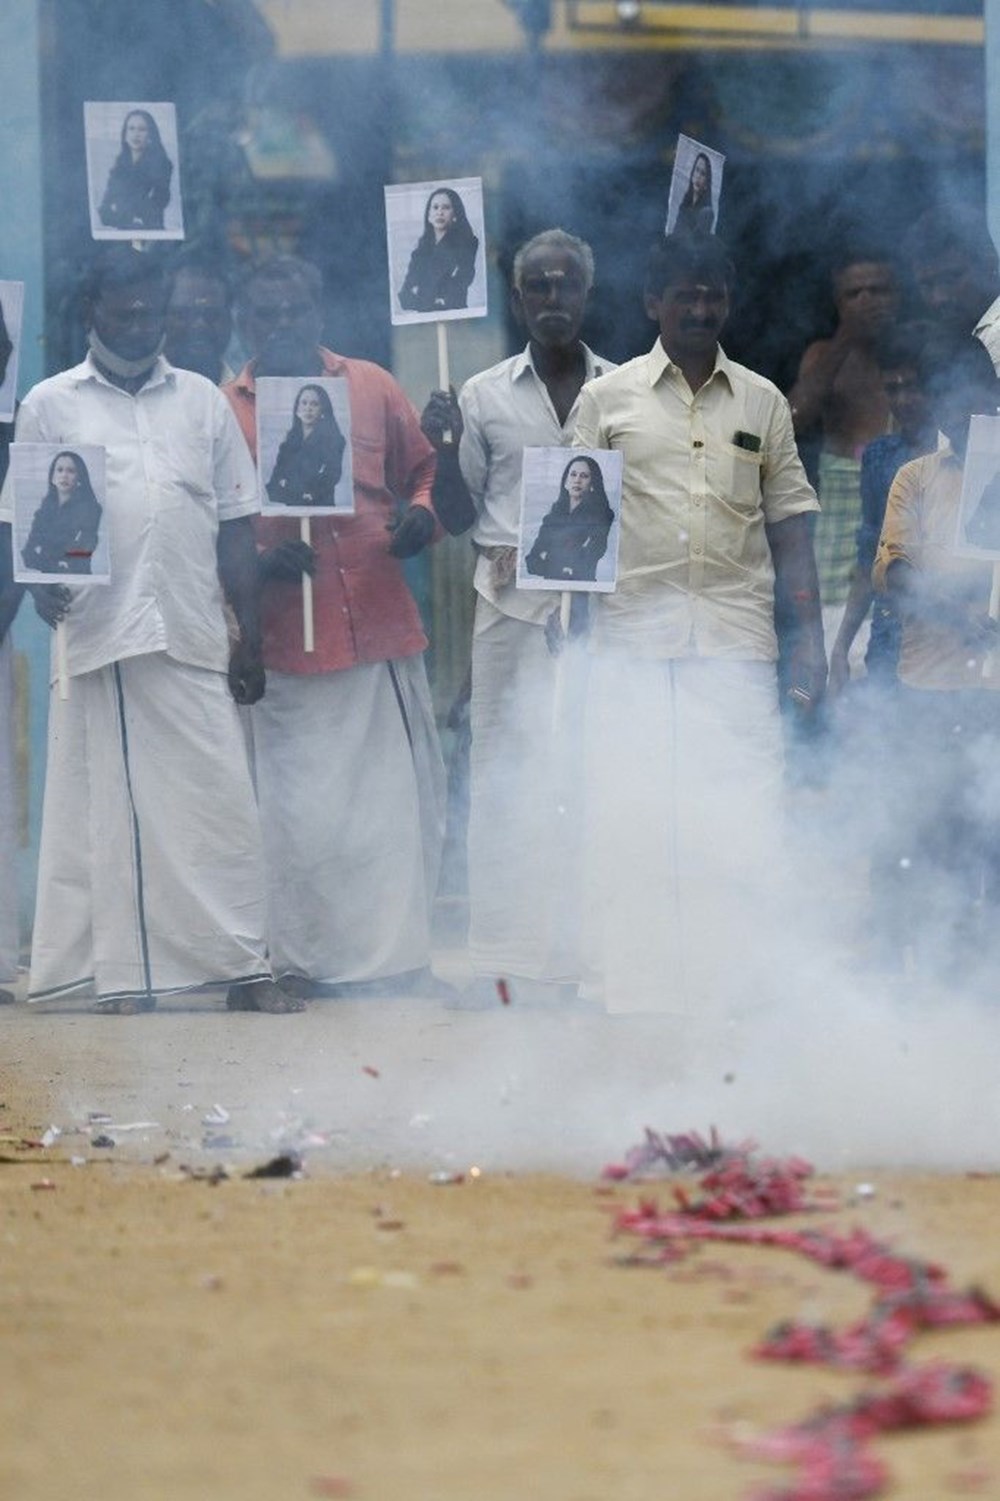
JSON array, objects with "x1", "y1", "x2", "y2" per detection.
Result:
[{"x1": 788, "y1": 249, "x2": 899, "y2": 658}]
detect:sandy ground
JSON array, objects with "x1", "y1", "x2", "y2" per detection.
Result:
[{"x1": 2, "y1": 981, "x2": 1000, "y2": 1501}]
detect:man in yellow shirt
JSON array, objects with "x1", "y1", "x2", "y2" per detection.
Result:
[
  {"x1": 572, "y1": 232, "x2": 825, "y2": 1021},
  {"x1": 873, "y1": 334, "x2": 1000, "y2": 975}
]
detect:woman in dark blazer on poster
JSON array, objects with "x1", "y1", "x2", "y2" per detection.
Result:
[
  {"x1": 98, "y1": 109, "x2": 173, "y2": 231},
  {"x1": 398, "y1": 186, "x2": 479, "y2": 313},
  {"x1": 525, "y1": 455, "x2": 614, "y2": 584},
  {"x1": 22, "y1": 451, "x2": 102, "y2": 576},
  {"x1": 675, "y1": 152, "x2": 715, "y2": 236},
  {"x1": 266, "y1": 384, "x2": 346, "y2": 509}
]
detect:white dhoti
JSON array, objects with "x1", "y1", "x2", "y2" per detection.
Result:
[
  {"x1": 468, "y1": 599, "x2": 586, "y2": 982},
  {"x1": 0, "y1": 637, "x2": 18, "y2": 984},
  {"x1": 582, "y1": 655, "x2": 786, "y2": 1018},
  {"x1": 29, "y1": 653, "x2": 271, "y2": 1002},
  {"x1": 247, "y1": 656, "x2": 445, "y2": 984}
]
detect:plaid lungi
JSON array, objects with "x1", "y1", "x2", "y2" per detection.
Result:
[{"x1": 814, "y1": 451, "x2": 863, "y2": 608}]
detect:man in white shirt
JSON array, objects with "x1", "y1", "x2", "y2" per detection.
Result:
[
  {"x1": 422, "y1": 229, "x2": 614, "y2": 1002},
  {"x1": 572, "y1": 232, "x2": 825, "y2": 1019},
  {"x1": 0, "y1": 247, "x2": 298, "y2": 1014}
]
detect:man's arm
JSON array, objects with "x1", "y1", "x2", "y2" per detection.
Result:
[
  {"x1": 870, "y1": 462, "x2": 991, "y2": 640},
  {"x1": 420, "y1": 387, "x2": 477, "y2": 535},
  {"x1": 217, "y1": 516, "x2": 265, "y2": 705},
  {"x1": 828, "y1": 567, "x2": 874, "y2": 696},
  {"x1": 786, "y1": 336, "x2": 857, "y2": 438},
  {"x1": 766, "y1": 512, "x2": 827, "y2": 709},
  {"x1": 882, "y1": 558, "x2": 996, "y2": 647},
  {"x1": 382, "y1": 375, "x2": 441, "y2": 559},
  {"x1": 829, "y1": 444, "x2": 891, "y2": 694}
]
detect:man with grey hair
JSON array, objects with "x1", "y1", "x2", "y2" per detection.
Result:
[{"x1": 422, "y1": 227, "x2": 614, "y2": 1005}]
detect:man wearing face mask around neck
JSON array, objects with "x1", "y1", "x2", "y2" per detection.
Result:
[
  {"x1": 223, "y1": 256, "x2": 447, "y2": 1001},
  {"x1": 0, "y1": 245, "x2": 297, "y2": 1015},
  {"x1": 873, "y1": 334, "x2": 1000, "y2": 973},
  {"x1": 571, "y1": 231, "x2": 825, "y2": 1022}
]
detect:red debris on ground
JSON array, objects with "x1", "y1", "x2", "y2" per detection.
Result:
[
  {"x1": 755, "y1": 1286, "x2": 1000, "y2": 1376},
  {"x1": 309, "y1": 1476, "x2": 355, "y2": 1498},
  {"x1": 495, "y1": 978, "x2": 511, "y2": 1006},
  {"x1": 614, "y1": 1164, "x2": 821, "y2": 1234},
  {"x1": 608, "y1": 1132, "x2": 998, "y2": 1501}
]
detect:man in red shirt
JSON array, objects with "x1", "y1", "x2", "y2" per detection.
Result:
[{"x1": 224, "y1": 256, "x2": 446, "y2": 998}]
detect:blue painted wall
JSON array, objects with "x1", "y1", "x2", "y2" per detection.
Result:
[{"x1": 1, "y1": 2, "x2": 47, "y2": 943}]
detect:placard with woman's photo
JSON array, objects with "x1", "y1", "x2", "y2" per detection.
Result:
[
  {"x1": 255, "y1": 377, "x2": 354, "y2": 517},
  {"x1": 84, "y1": 101, "x2": 185, "y2": 241},
  {"x1": 385, "y1": 177, "x2": 487, "y2": 327},
  {"x1": 10, "y1": 443, "x2": 110, "y2": 586},
  {"x1": 517, "y1": 446, "x2": 623, "y2": 593},
  {"x1": 665, "y1": 134, "x2": 724, "y2": 237},
  {"x1": 955, "y1": 414, "x2": 1000, "y2": 559}
]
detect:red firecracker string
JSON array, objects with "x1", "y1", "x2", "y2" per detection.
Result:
[{"x1": 607, "y1": 1132, "x2": 998, "y2": 1501}]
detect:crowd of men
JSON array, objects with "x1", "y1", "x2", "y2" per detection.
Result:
[{"x1": 1, "y1": 204, "x2": 1000, "y2": 1018}]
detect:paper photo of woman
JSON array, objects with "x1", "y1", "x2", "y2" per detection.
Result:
[
  {"x1": 955, "y1": 415, "x2": 1000, "y2": 560},
  {"x1": 964, "y1": 470, "x2": 1000, "y2": 552},
  {"x1": 19, "y1": 450, "x2": 105, "y2": 580},
  {"x1": 266, "y1": 384, "x2": 346, "y2": 510},
  {"x1": 524, "y1": 456, "x2": 615, "y2": 583},
  {"x1": 517, "y1": 447, "x2": 622, "y2": 593},
  {"x1": 398, "y1": 186, "x2": 479, "y2": 314},
  {"x1": 675, "y1": 153, "x2": 715, "y2": 236},
  {"x1": 256, "y1": 375, "x2": 353, "y2": 518},
  {"x1": 385, "y1": 176, "x2": 487, "y2": 326},
  {"x1": 85, "y1": 101, "x2": 184, "y2": 241},
  {"x1": 99, "y1": 109, "x2": 172, "y2": 231},
  {"x1": 665, "y1": 135, "x2": 724, "y2": 238}
]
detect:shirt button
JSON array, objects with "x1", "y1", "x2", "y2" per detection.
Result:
[
  {"x1": 693, "y1": 545, "x2": 703, "y2": 555},
  {"x1": 693, "y1": 440, "x2": 704, "y2": 449}
]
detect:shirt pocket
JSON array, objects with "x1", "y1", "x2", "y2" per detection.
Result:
[
  {"x1": 720, "y1": 442, "x2": 764, "y2": 511},
  {"x1": 349, "y1": 428, "x2": 385, "y2": 494},
  {"x1": 152, "y1": 430, "x2": 215, "y2": 506}
]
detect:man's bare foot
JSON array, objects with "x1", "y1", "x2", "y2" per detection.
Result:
[
  {"x1": 92, "y1": 995, "x2": 157, "y2": 1015},
  {"x1": 226, "y1": 979, "x2": 307, "y2": 1013}
]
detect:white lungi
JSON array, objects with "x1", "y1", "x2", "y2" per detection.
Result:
[
  {"x1": 0, "y1": 637, "x2": 17, "y2": 983},
  {"x1": 29, "y1": 652, "x2": 270, "y2": 1002},
  {"x1": 247, "y1": 656, "x2": 445, "y2": 984},
  {"x1": 582, "y1": 656, "x2": 786, "y2": 1017},
  {"x1": 468, "y1": 599, "x2": 586, "y2": 982}
]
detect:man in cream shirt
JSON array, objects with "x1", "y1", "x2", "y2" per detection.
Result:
[{"x1": 573, "y1": 232, "x2": 825, "y2": 1022}]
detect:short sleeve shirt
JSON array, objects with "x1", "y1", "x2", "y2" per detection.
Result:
[
  {"x1": 572, "y1": 341, "x2": 819, "y2": 660},
  {"x1": 223, "y1": 350, "x2": 437, "y2": 674},
  {"x1": 873, "y1": 448, "x2": 1000, "y2": 691},
  {"x1": 459, "y1": 342, "x2": 615, "y2": 624},
  {"x1": 0, "y1": 355, "x2": 258, "y2": 678}
]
